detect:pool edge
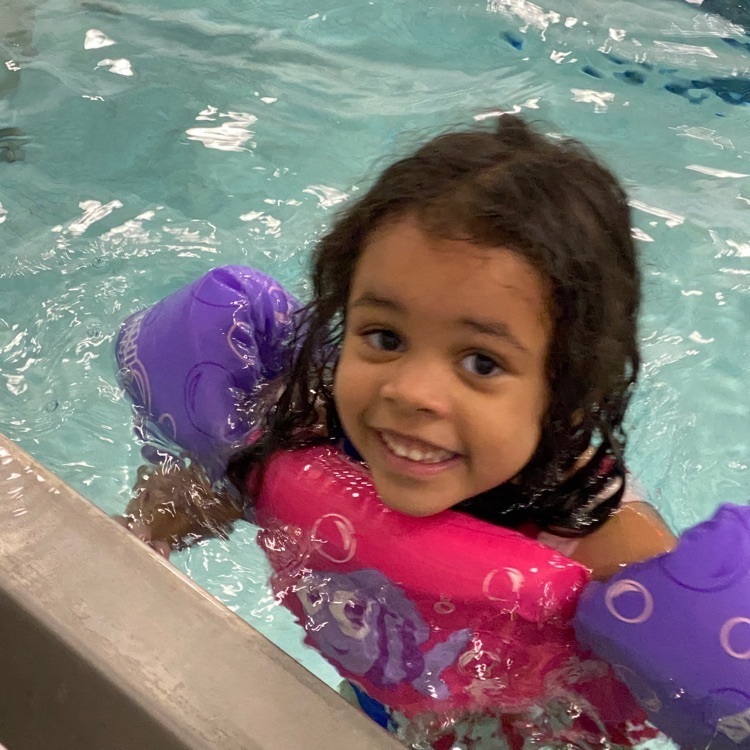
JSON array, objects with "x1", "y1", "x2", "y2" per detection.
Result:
[{"x1": 0, "y1": 432, "x2": 401, "y2": 750}]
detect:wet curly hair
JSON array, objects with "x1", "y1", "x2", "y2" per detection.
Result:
[{"x1": 228, "y1": 114, "x2": 641, "y2": 536}]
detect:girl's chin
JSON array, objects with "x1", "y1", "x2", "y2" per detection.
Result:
[{"x1": 373, "y1": 486, "x2": 461, "y2": 518}]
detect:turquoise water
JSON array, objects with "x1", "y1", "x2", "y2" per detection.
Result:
[{"x1": 1, "y1": 0, "x2": 749, "y2": 743}]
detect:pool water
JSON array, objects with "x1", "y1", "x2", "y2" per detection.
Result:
[{"x1": 1, "y1": 0, "x2": 749, "y2": 744}]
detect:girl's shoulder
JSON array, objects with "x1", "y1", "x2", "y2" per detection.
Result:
[
  {"x1": 567, "y1": 497, "x2": 676, "y2": 580},
  {"x1": 538, "y1": 448, "x2": 677, "y2": 580},
  {"x1": 539, "y1": 479, "x2": 676, "y2": 580}
]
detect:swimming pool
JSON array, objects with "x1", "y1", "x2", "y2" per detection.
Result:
[{"x1": 1, "y1": 0, "x2": 748, "y2": 744}]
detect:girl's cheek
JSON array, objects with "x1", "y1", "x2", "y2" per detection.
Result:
[{"x1": 332, "y1": 356, "x2": 355, "y2": 412}]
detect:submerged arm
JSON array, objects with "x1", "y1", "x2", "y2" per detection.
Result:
[
  {"x1": 114, "y1": 266, "x2": 301, "y2": 553},
  {"x1": 116, "y1": 459, "x2": 245, "y2": 556}
]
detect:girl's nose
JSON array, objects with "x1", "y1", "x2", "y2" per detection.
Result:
[{"x1": 379, "y1": 358, "x2": 450, "y2": 417}]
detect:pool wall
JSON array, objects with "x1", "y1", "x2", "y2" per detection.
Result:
[{"x1": 0, "y1": 432, "x2": 401, "y2": 750}]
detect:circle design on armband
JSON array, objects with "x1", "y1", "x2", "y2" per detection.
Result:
[
  {"x1": 434, "y1": 599, "x2": 456, "y2": 615},
  {"x1": 226, "y1": 320, "x2": 259, "y2": 365},
  {"x1": 311, "y1": 513, "x2": 357, "y2": 563},
  {"x1": 720, "y1": 617, "x2": 750, "y2": 660},
  {"x1": 605, "y1": 579, "x2": 654, "y2": 624},
  {"x1": 191, "y1": 273, "x2": 238, "y2": 307},
  {"x1": 185, "y1": 362, "x2": 241, "y2": 439},
  {"x1": 483, "y1": 567, "x2": 524, "y2": 602},
  {"x1": 156, "y1": 412, "x2": 177, "y2": 441}
]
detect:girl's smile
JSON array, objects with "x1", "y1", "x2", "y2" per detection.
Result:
[
  {"x1": 334, "y1": 214, "x2": 552, "y2": 517},
  {"x1": 377, "y1": 429, "x2": 459, "y2": 465},
  {"x1": 374, "y1": 428, "x2": 463, "y2": 476}
]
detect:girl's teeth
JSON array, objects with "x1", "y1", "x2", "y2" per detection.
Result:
[{"x1": 381, "y1": 433, "x2": 452, "y2": 464}]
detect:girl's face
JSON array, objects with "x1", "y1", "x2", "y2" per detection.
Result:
[{"x1": 334, "y1": 215, "x2": 552, "y2": 517}]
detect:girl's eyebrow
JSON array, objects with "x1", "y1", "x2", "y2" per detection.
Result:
[
  {"x1": 350, "y1": 291, "x2": 529, "y2": 355},
  {"x1": 349, "y1": 291, "x2": 404, "y2": 312},
  {"x1": 459, "y1": 317, "x2": 529, "y2": 355}
]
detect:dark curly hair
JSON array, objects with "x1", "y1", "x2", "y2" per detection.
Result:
[{"x1": 228, "y1": 114, "x2": 641, "y2": 537}]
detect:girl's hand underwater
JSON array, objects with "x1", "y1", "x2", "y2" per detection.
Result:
[{"x1": 114, "y1": 458, "x2": 243, "y2": 559}]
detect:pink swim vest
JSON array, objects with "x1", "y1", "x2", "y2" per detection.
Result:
[{"x1": 252, "y1": 445, "x2": 647, "y2": 741}]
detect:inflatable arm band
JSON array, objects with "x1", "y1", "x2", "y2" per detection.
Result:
[
  {"x1": 575, "y1": 503, "x2": 750, "y2": 749},
  {"x1": 115, "y1": 266, "x2": 300, "y2": 474}
]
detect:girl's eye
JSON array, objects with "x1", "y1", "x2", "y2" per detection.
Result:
[
  {"x1": 461, "y1": 353, "x2": 502, "y2": 378},
  {"x1": 364, "y1": 329, "x2": 403, "y2": 352}
]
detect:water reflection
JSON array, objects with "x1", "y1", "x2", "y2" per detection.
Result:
[
  {"x1": 84, "y1": 28, "x2": 116, "y2": 50},
  {"x1": 53, "y1": 200, "x2": 125, "y2": 238},
  {"x1": 95, "y1": 58, "x2": 133, "y2": 76},
  {"x1": 186, "y1": 107, "x2": 258, "y2": 152}
]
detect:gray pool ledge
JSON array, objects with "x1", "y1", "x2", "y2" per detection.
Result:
[{"x1": 0, "y1": 432, "x2": 402, "y2": 750}]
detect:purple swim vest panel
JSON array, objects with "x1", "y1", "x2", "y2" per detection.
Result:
[
  {"x1": 575, "y1": 503, "x2": 750, "y2": 749},
  {"x1": 114, "y1": 266, "x2": 301, "y2": 472}
]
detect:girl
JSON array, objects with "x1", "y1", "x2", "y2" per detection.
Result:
[
  {"x1": 122, "y1": 114, "x2": 673, "y2": 575},
  {"x1": 118, "y1": 114, "x2": 675, "y2": 745}
]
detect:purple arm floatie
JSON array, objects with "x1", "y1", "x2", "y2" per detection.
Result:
[
  {"x1": 575, "y1": 503, "x2": 750, "y2": 748},
  {"x1": 115, "y1": 266, "x2": 300, "y2": 476}
]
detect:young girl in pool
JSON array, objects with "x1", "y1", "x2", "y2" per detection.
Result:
[
  {"x1": 119, "y1": 114, "x2": 675, "y2": 745},
  {"x1": 123, "y1": 113, "x2": 673, "y2": 576}
]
